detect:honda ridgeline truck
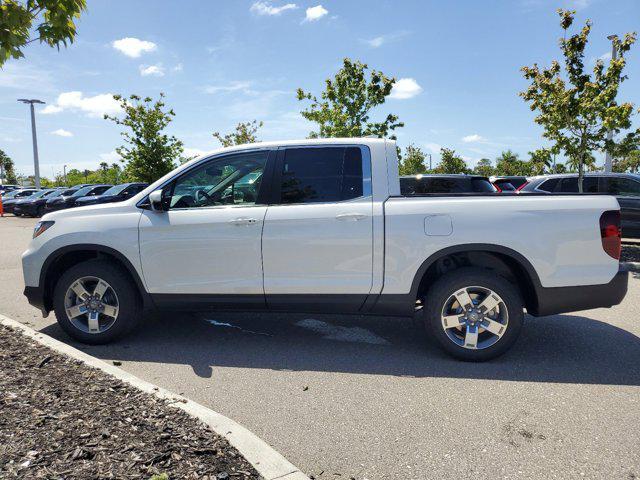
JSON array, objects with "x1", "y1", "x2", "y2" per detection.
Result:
[{"x1": 22, "y1": 138, "x2": 628, "y2": 361}]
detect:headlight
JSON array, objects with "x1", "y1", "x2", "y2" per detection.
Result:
[{"x1": 33, "y1": 221, "x2": 54, "y2": 239}]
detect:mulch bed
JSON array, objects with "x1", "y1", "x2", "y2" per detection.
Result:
[
  {"x1": 621, "y1": 243, "x2": 640, "y2": 263},
  {"x1": 0, "y1": 324, "x2": 261, "y2": 479}
]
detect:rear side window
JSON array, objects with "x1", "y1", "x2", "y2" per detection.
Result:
[
  {"x1": 279, "y1": 147, "x2": 364, "y2": 204},
  {"x1": 471, "y1": 178, "x2": 496, "y2": 192},
  {"x1": 557, "y1": 177, "x2": 598, "y2": 193},
  {"x1": 537, "y1": 178, "x2": 559, "y2": 192}
]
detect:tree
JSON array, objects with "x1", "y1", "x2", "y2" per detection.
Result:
[
  {"x1": 398, "y1": 144, "x2": 428, "y2": 175},
  {"x1": 473, "y1": 158, "x2": 494, "y2": 177},
  {"x1": 0, "y1": 148, "x2": 18, "y2": 184},
  {"x1": 0, "y1": 0, "x2": 87, "y2": 67},
  {"x1": 213, "y1": 120, "x2": 263, "y2": 147},
  {"x1": 528, "y1": 148, "x2": 554, "y2": 175},
  {"x1": 520, "y1": 9, "x2": 639, "y2": 192},
  {"x1": 104, "y1": 93, "x2": 183, "y2": 183},
  {"x1": 613, "y1": 150, "x2": 640, "y2": 173},
  {"x1": 495, "y1": 150, "x2": 530, "y2": 176},
  {"x1": 297, "y1": 58, "x2": 404, "y2": 139},
  {"x1": 433, "y1": 148, "x2": 469, "y2": 174}
]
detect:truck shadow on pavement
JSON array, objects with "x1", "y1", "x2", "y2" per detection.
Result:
[{"x1": 39, "y1": 311, "x2": 640, "y2": 386}]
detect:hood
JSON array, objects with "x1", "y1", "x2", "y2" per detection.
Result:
[{"x1": 41, "y1": 200, "x2": 138, "y2": 222}]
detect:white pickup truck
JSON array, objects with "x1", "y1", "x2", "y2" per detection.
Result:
[{"x1": 22, "y1": 138, "x2": 628, "y2": 360}]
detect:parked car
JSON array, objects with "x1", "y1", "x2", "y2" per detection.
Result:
[
  {"x1": 0, "y1": 184, "x2": 20, "y2": 195},
  {"x1": 400, "y1": 174, "x2": 496, "y2": 195},
  {"x1": 521, "y1": 173, "x2": 640, "y2": 238},
  {"x1": 1, "y1": 188, "x2": 40, "y2": 213},
  {"x1": 22, "y1": 138, "x2": 627, "y2": 361},
  {"x1": 45, "y1": 184, "x2": 112, "y2": 213},
  {"x1": 491, "y1": 176, "x2": 528, "y2": 192},
  {"x1": 75, "y1": 183, "x2": 149, "y2": 207},
  {"x1": 13, "y1": 189, "x2": 60, "y2": 216},
  {"x1": 14, "y1": 188, "x2": 75, "y2": 217}
]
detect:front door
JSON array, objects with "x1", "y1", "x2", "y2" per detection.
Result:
[
  {"x1": 138, "y1": 150, "x2": 273, "y2": 307},
  {"x1": 261, "y1": 145, "x2": 374, "y2": 312}
]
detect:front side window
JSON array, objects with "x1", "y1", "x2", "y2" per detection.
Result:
[
  {"x1": 169, "y1": 151, "x2": 268, "y2": 209},
  {"x1": 279, "y1": 147, "x2": 364, "y2": 204},
  {"x1": 603, "y1": 177, "x2": 640, "y2": 196}
]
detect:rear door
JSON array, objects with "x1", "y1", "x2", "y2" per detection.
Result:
[
  {"x1": 600, "y1": 176, "x2": 640, "y2": 237},
  {"x1": 261, "y1": 145, "x2": 374, "y2": 312}
]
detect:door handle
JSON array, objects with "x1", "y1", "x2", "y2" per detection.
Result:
[
  {"x1": 335, "y1": 212, "x2": 367, "y2": 221},
  {"x1": 228, "y1": 217, "x2": 258, "y2": 226}
]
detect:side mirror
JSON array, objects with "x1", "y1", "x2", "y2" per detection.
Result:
[{"x1": 149, "y1": 190, "x2": 165, "y2": 211}]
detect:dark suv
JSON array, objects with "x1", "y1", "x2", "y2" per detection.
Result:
[
  {"x1": 521, "y1": 173, "x2": 640, "y2": 237},
  {"x1": 400, "y1": 174, "x2": 496, "y2": 195}
]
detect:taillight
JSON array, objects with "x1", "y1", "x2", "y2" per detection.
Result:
[
  {"x1": 600, "y1": 210, "x2": 621, "y2": 260},
  {"x1": 494, "y1": 184, "x2": 502, "y2": 193},
  {"x1": 516, "y1": 181, "x2": 529, "y2": 191}
]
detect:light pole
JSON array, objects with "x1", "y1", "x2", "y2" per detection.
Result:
[
  {"x1": 17, "y1": 98, "x2": 45, "y2": 189},
  {"x1": 604, "y1": 34, "x2": 618, "y2": 173},
  {"x1": 63, "y1": 164, "x2": 68, "y2": 186}
]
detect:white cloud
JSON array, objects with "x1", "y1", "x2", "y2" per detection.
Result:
[
  {"x1": 599, "y1": 52, "x2": 612, "y2": 62},
  {"x1": 462, "y1": 134, "x2": 486, "y2": 143},
  {"x1": 139, "y1": 64, "x2": 165, "y2": 77},
  {"x1": 41, "y1": 91, "x2": 121, "y2": 117},
  {"x1": 51, "y1": 129, "x2": 73, "y2": 137},
  {"x1": 172, "y1": 63, "x2": 183, "y2": 72},
  {"x1": 183, "y1": 147, "x2": 209, "y2": 158},
  {"x1": 389, "y1": 78, "x2": 423, "y2": 99},
  {"x1": 304, "y1": 5, "x2": 328, "y2": 22},
  {"x1": 425, "y1": 143, "x2": 442, "y2": 154},
  {"x1": 250, "y1": 1, "x2": 297, "y2": 15},
  {"x1": 204, "y1": 81, "x2": 254, "y2": 94},
  {"x1": 112, "y1": 37, "x2": 157, "y2": 58},
  {"x1": 99, "y1": 151, "x2": 121, "y2": 163},
  {"x1": 362, "y1": 31, "x2": 410, "y2": 48}
]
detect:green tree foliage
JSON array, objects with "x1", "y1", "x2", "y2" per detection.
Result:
[
  {"x1": 297, "y1": 58, "x2": 404, "y2": 139},
  {"x1": 0, "y1": 148, "x2": 18, "y2": 183},
  {"x1": 104, "y1": 93, "x2": 183, "y2": 183},
  {"x1": 213, "y1": 120, "x2": 263, "y2": 147},
  {"x1": 433, "y1": 148, "x2": 469, "y2": 174},
  {"x1": 495, "y1": 150, "x2": 530, "y2": 176},
  {"x1": 528, "y1": 148, "x2": 555, "y2": 175},
  {"x1": 520, "y1": 9, "x2": 639, "y2": 191},
  {"x1": 473, "y1": 158, "x2": 494, "y2": 177},
  {"x1": 0, "y1": 0, "x2": 86, "y2": 67},
  {"x1": 613, "y1": 150, "x2": 640, "y2": 173},
  {"x1": 398, "y1": 144, "x2": 428, "y2": 175}
]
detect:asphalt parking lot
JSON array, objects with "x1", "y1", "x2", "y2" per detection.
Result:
[{"x1": 1, "y1": 216, "x2": 639, "y2": 480}]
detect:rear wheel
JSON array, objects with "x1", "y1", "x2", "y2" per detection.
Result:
[
  {"x1": 53, "y1": 260, "x2": 141, "y2": 344},
  {"x1": 422, "y1": 267, "x2": 524, "y2": 361}
]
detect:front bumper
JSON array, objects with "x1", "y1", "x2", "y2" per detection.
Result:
[{"x1": 532, "y1": 265, "x2": 629, "y2": 316}]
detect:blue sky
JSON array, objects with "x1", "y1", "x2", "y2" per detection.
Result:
[{"x1": 1, "y1": 0, "x2": 639, "y2": 179}]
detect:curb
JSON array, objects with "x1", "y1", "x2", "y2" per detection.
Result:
[
  {"x1": 0, "y1": 315, "x2": 309, "y2": 480},
  {"x1": 622, "y1": 261, "x2": 640, "y2": 273}
]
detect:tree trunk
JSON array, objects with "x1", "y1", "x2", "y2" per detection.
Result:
[{"x1": 578, "y1": 153, "x2": 584, "y2": 193}]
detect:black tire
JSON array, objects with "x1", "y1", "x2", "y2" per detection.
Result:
[
  {"x1": 36, "y1": 205, "x2": 45, "y2": 217},
  {"x1": 422, "y1": 267, "x2": 524, "y2": 361},
  {"x1": 53, "y1": 259, "x2": 142, "y2": 344}
]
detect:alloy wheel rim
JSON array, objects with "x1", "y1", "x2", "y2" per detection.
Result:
[
  {"x1": 64, "y1": 276, "x2": 119, "y2": 334},
  {"x1": 440, "y1": 285, "x2": 508, "y2": 350}
]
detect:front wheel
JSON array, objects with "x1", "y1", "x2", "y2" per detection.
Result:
[
  {"x1": 422, "y1": 267, "x2": 524, "y2": 361},
  {"x1": 53, "y1": 260, "x2": 142, "y2": 344}
]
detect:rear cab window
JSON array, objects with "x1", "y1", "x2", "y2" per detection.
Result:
[{"x1": 277, "y1": 147, "x2": 367, "y2": 204}]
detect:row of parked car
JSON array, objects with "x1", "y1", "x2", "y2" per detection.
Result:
[
  {"x1": 0, "y1": 183, "x2": 148, "y2": 217},
  {"x1": 398, "y1": 172, "x2": 640, "y2": 238}
]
